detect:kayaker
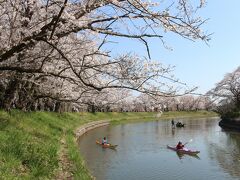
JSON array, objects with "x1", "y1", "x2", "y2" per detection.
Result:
[
  {"x1": 171, "y1": 119, "x2": 175, "y2": 128},
  {"x1": 102, "y1": 137, "x2": 108, "y2": 145},
  {"x1": 176, "y1": 141, "x2": 184, "y2": 150}
]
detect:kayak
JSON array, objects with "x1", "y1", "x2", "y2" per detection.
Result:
[
  {"x1": 96, "y1": 140, "x2": 118, "y2": 149},
  {"x1": 167, "y1": 145, "x2": 200, "y2": 155},
  {"x1": 176, "y1": 122, "x2": 185, "y2": 127},
  {"x1": 176, "y1": 124, "x2": 184, "y2": 127}
]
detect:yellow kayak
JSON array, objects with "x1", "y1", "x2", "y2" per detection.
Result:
[{"x1": 96, "y1": 140, "x2": 118, "y2": 149}]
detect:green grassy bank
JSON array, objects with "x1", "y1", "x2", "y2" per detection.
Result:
[{"x1": 0, "y1": 110, "x2": 218, "y2": 179}]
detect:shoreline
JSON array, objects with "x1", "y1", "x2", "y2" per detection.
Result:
[
  {"x1": 75, "y1": 120, "x2": 110, "y2": 139},
  {"x1": 219, "y1": 120, "x2": 240, "y2": 131}
]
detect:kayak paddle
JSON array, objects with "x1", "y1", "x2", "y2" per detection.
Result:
[{"x1": 184, "y1": 139, "x2": 193, "y2": 145}]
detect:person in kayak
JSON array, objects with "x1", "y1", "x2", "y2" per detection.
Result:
[
  {"x1": 171, "y1": 119, "x2": 175, "y2": 128},
  {"x1": 102, "y1": 137, "x2": 108, "y2": 145},
  {"x1": 176, "y1": 141, "x2": 184, "y2": 150}
]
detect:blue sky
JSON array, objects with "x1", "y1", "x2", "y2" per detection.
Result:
[
  {"x1": 166, "y1": 0, "x2": 240, "y2": 94},
  {"x1": 106, "y1": 0, "x2": 240, "y2": 94}
]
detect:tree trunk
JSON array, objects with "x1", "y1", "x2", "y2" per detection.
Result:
[{"x1": 2, "y1": 75, "x2": 19, "y2": 111}]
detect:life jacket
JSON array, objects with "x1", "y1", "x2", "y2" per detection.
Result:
[
  {"x1": 176, "y1": 144, "x2": 184, "y2": 149},
  {"x1": 102, "y1": 139, "x2": 107, "y2": 144}
]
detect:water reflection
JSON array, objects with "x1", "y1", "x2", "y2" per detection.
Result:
[
  {"x1": 176, "y1": 152, "x2": 201, "y2": 160},
  {"x1": 206, "y1": 131, "x2": 240, "y2": 178},
  {"x1": 171, "y1": 128, "x2": 175, "y2": 136}
]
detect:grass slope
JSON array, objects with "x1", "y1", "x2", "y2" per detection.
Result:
[{"x1": 0, "y1": 110, "x2": 217, "y2": 179}]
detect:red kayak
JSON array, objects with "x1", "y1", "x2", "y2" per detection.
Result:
[
  {"x1": 167, "y1": 145, "x2": 200, "y2": 155},
  {"x1": 96, "y1": 140, "x2": 118, "y2": 149}
]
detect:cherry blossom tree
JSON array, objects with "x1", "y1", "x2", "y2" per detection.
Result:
[
  {"x1": 208, "y1": 66, "x2": 240, "y2": 119},
  {"x1": 0, "y1": 0, "x2": 209, "y2": 111}
]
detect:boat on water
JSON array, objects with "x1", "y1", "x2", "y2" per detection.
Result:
[
  {"x1": 167, "y1": 145, "x2": 200, "y2": 155},
  {"x1": 96, "y1": 140, "x2": 118, "y2": 149},
  {"x1": 176, "y1": 122, "x2": 185, "y2": 127}
]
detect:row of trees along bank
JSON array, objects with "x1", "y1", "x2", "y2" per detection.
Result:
[{"x1": 0, "y1": 0, "x2": 211, "y2": 112}]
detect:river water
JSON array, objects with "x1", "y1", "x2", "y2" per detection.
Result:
[{"x1": 78, "y1": 117, "x2": 240, "y2": 180}]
